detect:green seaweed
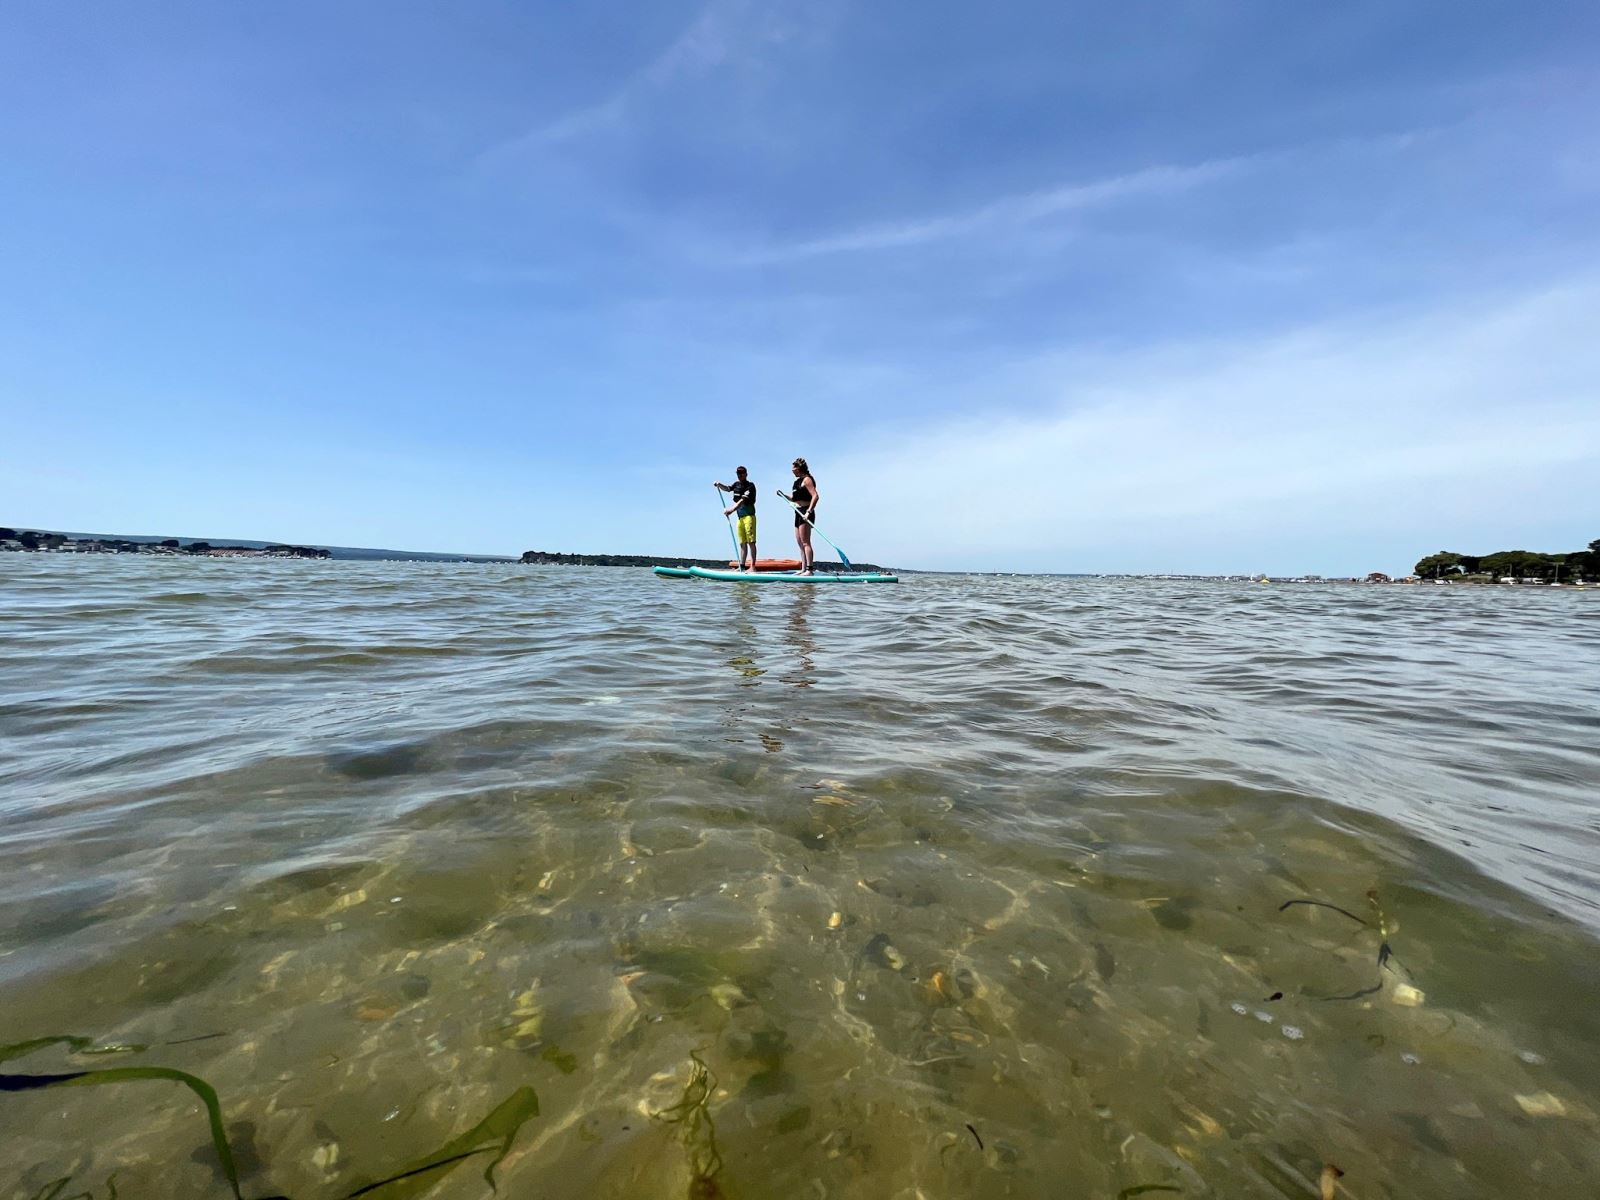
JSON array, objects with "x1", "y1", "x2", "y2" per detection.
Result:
[
  {"x1": 4, "y1": 1034, "x2": 541, "y2": 1200},
  {"x1": 1, "y1": 1065, "x2": 245, "y2": 1200},
  {"x1": 340, "y1": 1086, "x2": 539, "y2": 1199},
  {"x1": 738, "y1": 1028, "x2": 792, "y2": 1099},
  {"x1": 0, "y1": 1037, "x2": 145, "y2": 1064},
  {"x1": 32, "y1": 1177, "x2": 119, "y2": 1200},
  {"x1": 652, "y1": 1051, "x2": 725, "y2": 1199},
  {"x1": 540, "y1": 1044, "x2": 579, "y2": 1075},
  {"x1": 774, "y1": 1106, "x2": 811, "y2": 1134}
]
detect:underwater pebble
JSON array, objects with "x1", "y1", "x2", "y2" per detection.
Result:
[
  {"x1": 1515, "y1": 1092, "x2": 1567, "y2": 1118},
  {"x1": 710, "y1": 982, "x2": 749, "y2": 1011},
  {"x1": 1517, "y1": 1050, "x2": 1546, "y2": 1066},
  {"x1": 383, "y1": 1108, "x2": 401, "y2": 1122},
  {"x1": 1281, "y1": 1025, "x2": 1304, "y2": 1041},
  {"x1": 1401, "y1": 1052, "x2": 1421, "y2": 1065},
  {"x1": 827, "y1": 911, "x2": 843, "y2": 930},
  {"x1": 1391, "y1": 984, "x2": 1425, "y2": 1007},
  {"x1": 311, "y1": 1142, "x2": 340, "y2": 1173},
  {"x1": 1230, "y1": 1002, "x2": 1248, "y2": 1017},
  {"x1": 926, "y1": 970, "x2": 959, "y2": 1004},
  {"x1": 329, "y1": 889, "x2": 368, "y2": 912},
  {"x1": 509, "y1": 985, "x2": 544, "y2": 1041},
  {"x1": 1253, "y1": 1011, "x2": 1273, "y2": 1023}
]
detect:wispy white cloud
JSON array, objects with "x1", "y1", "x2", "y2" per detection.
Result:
[
  {"x1": 813, "y1": 279, "x2": 1600, "y2": 573},
  {"x1": 721, "y1": 126, "x2": 1446, "y2": 266},
  {"x1": 479, "y1": 0, "x2": 798, "y2": 163},
  {"x1": 531, "y1": 4, "x2": 735, "y2": 144},
  {"x1": 736, "y1": 158, "x2": 1245, "y2": 263}
]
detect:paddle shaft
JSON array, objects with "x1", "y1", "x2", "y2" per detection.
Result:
[
  {"x1": 777, "y1": 491, "x2": 851, "y2": 569},
  {"x1": 715, "y1": 486, "x2": 740, "y2": 558}
]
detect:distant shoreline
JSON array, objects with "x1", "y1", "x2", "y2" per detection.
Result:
[
  {"x1": 5, "y1": 527, "x2": 1591, "y2": 583},
  {"x1": 2, "y1": 530, "x2": 328, "y2": 559},
  {"x1": 0, "y1": 526, "x2": 515, "y2": 563}
]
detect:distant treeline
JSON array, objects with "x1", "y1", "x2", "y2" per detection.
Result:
[
  {"x1": 0, "y1": 528, "x2": 330, "y2": 558},
  {"x1": 521, "y1": 549, "x2": 892, "y2": 573},
  {"x1": 1415, "y1": 540, "x2": 1599, "y2": 581}
]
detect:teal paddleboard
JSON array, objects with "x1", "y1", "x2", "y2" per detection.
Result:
[
  {"x1": 680, "y1": 566, "x2": 897, "y2": 583},
  {"x1": 652, "y1": 566, "x2": 694, "y2": 577}
]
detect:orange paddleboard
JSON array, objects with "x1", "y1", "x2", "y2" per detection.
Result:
[{"x1": 727, "y1": 559, "x2": 803, "y2": 572}]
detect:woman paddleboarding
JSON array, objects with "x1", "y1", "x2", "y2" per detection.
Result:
[{"x1": 781, "y1": 457, "x2": 819, "y2": 575}]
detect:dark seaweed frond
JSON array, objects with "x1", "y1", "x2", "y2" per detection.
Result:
[
  {"x1": 1277, "y1": 899, "x2": 1366, "y2": 925},
  {"x1": 3, "y1": 1035, "x2": 541, "y2": 1200},
  {"x1": 0, "y1": 1037, "x2": 146, "y2": 1065},
  {"x1": 1, "y1": 1066, "x2": 244, "y2": 1200},
  {"x1": 339, "y1": 1086, "x2": 540, "y2": 1199},
  {"x1": 652, "y1": 1051, "x2": 725, "y2": 1198}
]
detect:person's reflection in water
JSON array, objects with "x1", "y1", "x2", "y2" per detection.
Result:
[
  {"x1": 724, "y1": 584, "x2": 764, "y2": 686},
  {"x1": 781, "y1": 586, "x2": 818, "y2": 690}
]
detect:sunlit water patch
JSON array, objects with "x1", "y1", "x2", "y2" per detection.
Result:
[{"x1": 2, "y1": 558, "x2": 1598, "y2": 1198}]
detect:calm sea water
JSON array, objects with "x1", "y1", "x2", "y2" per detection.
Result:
[{"x1": 3, "y1": 557, "x2": 1599, "y2": 1199}]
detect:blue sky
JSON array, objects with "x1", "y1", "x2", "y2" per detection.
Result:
[{"x1": 2, "y1": 1, "x2": 1596, "y2": 572}]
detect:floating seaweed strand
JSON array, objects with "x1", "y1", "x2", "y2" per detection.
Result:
[
  {"x1": 30, "y1": 1175, "x2": 118, "y2": 1200},
  {"x1": 1, "y1": 1035, "x2": 540, "y2": 1200},
  {"x1": 2, "y1": 1062, "x2": 247, "y2": 1200},
  {"x1": 650, "y1": 1050, "x2": 726, "y2": 1200},
  {"x1": 1277, "y1": 889, "x2": 1412, "y2": 1002}
]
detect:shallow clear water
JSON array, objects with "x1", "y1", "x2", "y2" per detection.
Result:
[{"x1": 3, "y1": 557, "x2": 1599, "y2": 1199}]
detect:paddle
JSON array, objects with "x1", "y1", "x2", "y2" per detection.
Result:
[
  {"x1": 714, "y1": 485, "x2": 741, "y2": 563},
  {"x1": 777, "y1": 490, "x2": 852, "y2": 569}
]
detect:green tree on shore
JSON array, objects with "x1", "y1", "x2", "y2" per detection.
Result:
[
  {"x1": 1414, "y1": 551, "x2": 1464, "y2": 579},
  {"x1": 1417, "y1": 540, "x2": 1597, "y2": 582}
]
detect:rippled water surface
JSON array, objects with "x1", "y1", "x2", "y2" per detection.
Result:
[{"x1": 3, "y1": 557, "x2": 1599, "y2": 1199}]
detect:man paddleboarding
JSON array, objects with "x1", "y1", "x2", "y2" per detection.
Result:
[
  {"x1": 781, "y1": 457, "x2": 819, "y2": 575},
  {"x1": 714, "y1": 466, "x2": 758, "y2": 571}
]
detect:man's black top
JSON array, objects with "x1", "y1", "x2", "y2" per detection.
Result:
[{"x1": 730, "y1": 479, "x2": 756, "y2": 519}]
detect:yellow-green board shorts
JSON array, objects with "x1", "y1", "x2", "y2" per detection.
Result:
[{"x1": 735, "y1": 514, "x2": 757, "y2": 545}]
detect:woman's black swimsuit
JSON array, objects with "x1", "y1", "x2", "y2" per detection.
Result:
[{"x1": 791, "y1": 477, "x2": 816, "y2": 527}]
